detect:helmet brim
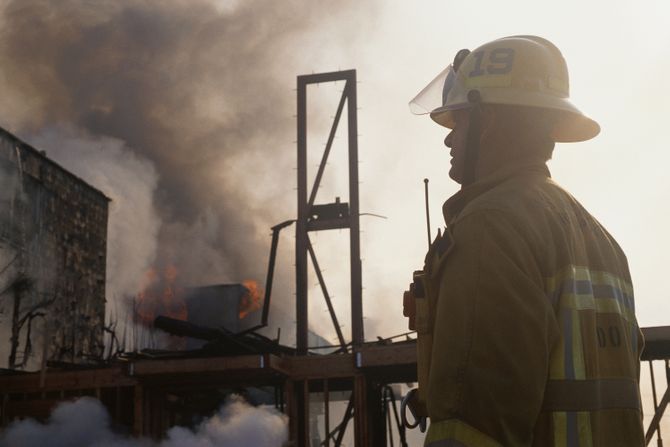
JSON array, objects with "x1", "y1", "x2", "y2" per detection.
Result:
[{"x1": 430, "y1": 92, "x2": 600, "y2": 143}]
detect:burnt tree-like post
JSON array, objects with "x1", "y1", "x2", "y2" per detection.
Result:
[
  {"x1": 7, "y1": 275, "x2": 34, "y2": 368},
  {"x1": 7, "y1": 280, "x2": 22, "y2": 368}
]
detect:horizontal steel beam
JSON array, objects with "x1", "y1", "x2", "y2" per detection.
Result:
[{"x1": 297, "y1": 69, "x2": 356, "y2": 86}]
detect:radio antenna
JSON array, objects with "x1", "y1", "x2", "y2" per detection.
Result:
[{"x1": 423, "y1": 178, "x2": 431, "y2": 247}]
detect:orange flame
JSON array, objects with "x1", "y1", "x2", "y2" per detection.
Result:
[
  {"x1": 135, "y1": 264, "x2": 187, "y2": 326},
  {"x1": 239, "y1": 279, "x2": 262, "y2": 319}
]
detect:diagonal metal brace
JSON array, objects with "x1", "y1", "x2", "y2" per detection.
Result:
[
  {"x1": 307, "y1": 235, "x2": 346, "y2": 348},
  {"x1": 308, "y1": 87, "x2": 348, "y2": 209}
]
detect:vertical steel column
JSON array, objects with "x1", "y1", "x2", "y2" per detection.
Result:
[
  {"x1": 295, "y1": 76, "x2": 310, "y2": 447},
  {"x1": 346, "y1": 71, "x2": 364, "y2": 348},
  {"x1": 296, "y1": 76, "x2": 309, "y2": 355}
]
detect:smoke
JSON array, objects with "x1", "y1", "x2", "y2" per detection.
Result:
[
  {"x1": 0, "y1": 0, "x2": 294, "y2": 283},
  {"x1": 162, "y1": 396, "x2": 288, "y2": 447},
  {"x1": 0, "y1": 0, "x2": 379, "y2": 346},
  {"x1": 28, "y1": 127, "x2": 160, "y2": 301},
  {"x1": 0, "y1": 396, "x2": 288, "y2": 447}
]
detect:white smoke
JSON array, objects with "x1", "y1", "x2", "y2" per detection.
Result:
[
  {"x1": 162, "y1": 396, "x2": 288, "y2": 447},
  {"x1": 0, "y1": 396, "x2": 288, "y2": 447}
]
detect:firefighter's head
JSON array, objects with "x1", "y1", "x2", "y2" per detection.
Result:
[
  {"x1": 444, "y1": 103, "x2": 560, "y2": 184},
  {"x1": 411, "y1": 35, "x2": 599, "y2": 185}
]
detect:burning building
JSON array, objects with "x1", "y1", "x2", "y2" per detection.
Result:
[
  {"x1": 131, "y1": 261, "x2": 264, "y2": 351},
  {"x1": 0, "y1": 127, "x2": 109, "y2": 369}
]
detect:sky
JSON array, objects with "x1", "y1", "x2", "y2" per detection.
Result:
[{"x1": 1, "y1": 0, "x2": 670, "y2": 443}]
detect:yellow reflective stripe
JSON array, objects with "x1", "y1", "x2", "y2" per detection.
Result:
[
  {"x1": 547, "y1": 265, "x2": 633, "y2": 296},
  {"x1": 545, "y1": 264, "x2": 636, "y2": 323},
  {"x1": 571, "y1": 310, "x2": 586, "y2": 379},
  {"x1": 577, "y1": 412, "x2": 594, "y2": 447},
  {"x1": 547, "y1": 262, "x2": 637, "y2": 380},
  {"x1": 553, "y1": 412, "x2": 568, "y2": 447},
  {"x1": 590, "y1": 270, "x2": 633, "y2": 296},
  {"x1": 559, "y1": 293, "x2": 635, "y2": 323},
  {"x1": 425, "y1": 419, "x2": 501, "y2": 447}
]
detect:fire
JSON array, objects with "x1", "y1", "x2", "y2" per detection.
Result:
[
  {"x1": 239, "y1": 279, "x2": 262, "y2": 319},
  {"x1": 135, "y1": 264, "x2": 187, "y2": 326}
]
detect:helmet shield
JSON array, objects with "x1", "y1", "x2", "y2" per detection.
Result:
[
  {"x1": 409, "y1": 64, "x2": 456, "y2": 115},
  {"x1": 409, "y1": 63, "x2": 473, "y2": 129}
]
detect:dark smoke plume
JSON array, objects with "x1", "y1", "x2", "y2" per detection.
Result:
[{"x1": 0, "y1": 0, "x2": 376, "y2": 289}]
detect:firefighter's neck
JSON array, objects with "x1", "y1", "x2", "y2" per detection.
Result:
[
  {"x1": 472, "y1": 112, "x2": 549, "y2": 182},
  {"x1": 474, "y1": 143, "x2": 546, "y2": 182}
]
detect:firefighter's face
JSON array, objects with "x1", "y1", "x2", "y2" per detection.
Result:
[{"x1": 444, "y1": 109, "x2": 470, "y2": 184}]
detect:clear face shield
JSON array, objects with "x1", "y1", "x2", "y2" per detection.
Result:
[
  {"x1": 409, "y1": 49, "x2": 472, "y2": 126},
  {"x1": 409, "y1": 64, "x2": 457, "y2": 116}
]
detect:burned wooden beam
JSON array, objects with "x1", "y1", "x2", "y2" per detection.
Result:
[
  {"x1": 153, "y1": 316, "x2": 220, "y2": 341},
  {"x1": 0, "y1": 365, "x2": 136, "y2": 392},
  {"x1": 152, "y1": 315, "x2": 295, "y2": 357}
]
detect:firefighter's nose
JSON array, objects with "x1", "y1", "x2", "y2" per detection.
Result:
[{"x1": 444, "y1": 131, "x2": 453, "y2": 148}]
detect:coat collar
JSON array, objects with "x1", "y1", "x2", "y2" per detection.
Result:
[{"x1": 442, "y1": 162, "x2": 551, "y2": 225}]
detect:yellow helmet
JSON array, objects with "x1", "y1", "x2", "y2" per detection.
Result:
[{"x1": 410, "y1": 35, "x2": 600, "y2": 142}]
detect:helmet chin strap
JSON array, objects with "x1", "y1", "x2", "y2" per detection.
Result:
[{"x1": 461, "y1": 89, "x2": 482, "y2": 188}]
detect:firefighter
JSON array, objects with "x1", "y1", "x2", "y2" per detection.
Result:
[{"x1": 405, "y1": 35, "x2": 645, "y2": 446}]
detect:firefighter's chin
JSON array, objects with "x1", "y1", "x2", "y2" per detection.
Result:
[{"x1": 449, "y1": 159, "x2": 463, "y2": 184}]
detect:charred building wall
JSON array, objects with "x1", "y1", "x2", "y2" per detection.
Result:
[{"x1": 0, "y1": 127, "x2": 109, "y2": 369}]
